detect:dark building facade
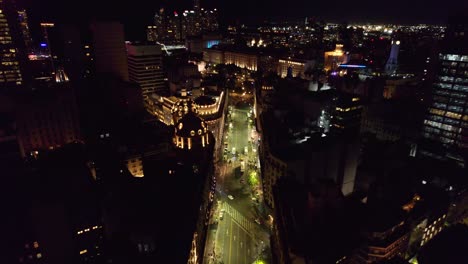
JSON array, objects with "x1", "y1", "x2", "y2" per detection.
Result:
[{"x1": 16, "y1": 82, "x2": 82, "y2": 157}]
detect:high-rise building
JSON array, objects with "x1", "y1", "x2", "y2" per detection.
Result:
[
  {"x1": 182, "y1": 10, "x2": 202, "y2": 37},
  {"x1": 332, "y1": 94, "x2": 363, "y2": 137},
  {"x1": 17, "y1": 9, "x2": 32, "y2": 52},
  {"x1": 420, "y1": 15, "x2": 468, "y2": 162},
  {"x1": 385, "y1": 40, "x2": 400, "y2": 75},
  {"x1": 127, "y1": 43, "x2": 166, "y2": 95},
  {"x1": 193, "y1": 0, "x2": 201, "y2": 14},
  {"x1": 168, "y1": 13, "x2": 182, "y2": 40},
  {"x1": 201, "y1": 8, "x2": 219, "y2": 32},
  {"x1": 154, "y1": 8, "x2": 167, "y2": 40},
  {"x1": 0, "y1": 0, "x2": 25, "y2": 89},
  {"x1": 146, "y1": 25, "x2": 157, "y2": 42},
  {"x1": 90, "y1": 21, "x2": 129, "y2": 81},
  {"x1": 40, "y1": 22, "x2": 55, "y2": 57}
]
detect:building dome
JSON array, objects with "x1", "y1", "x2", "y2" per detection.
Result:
[
  {"x1": 172, "y1": 99, "x2": 211, "y2": 150},
  {"x1": 171, "y1": 98, "x2": 199, "y2": 123},
  {"x1": 175, "y1": 112, "x2": 207, "y2": 138}
]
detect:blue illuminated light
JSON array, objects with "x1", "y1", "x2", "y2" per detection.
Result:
[
  {"x1": 40, "y1": 43, "x2": 47, "y2": 47},
  {"x1": 339, "y1": 64, "x2": 366, "y2": 68},
  {"x1": 206, "y1": 40, "x2": 220, "y2": 49}
]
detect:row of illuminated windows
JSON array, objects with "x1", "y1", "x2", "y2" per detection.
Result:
[
  {"x1": 441, "y1": 68, "x2": 468, "y2": 77},
  {"x1": 424, "y1": 120, "x2": 460, "y2": 132},
  {"x1": 433, "y1": 96, "x2": 467, "y2": 106},
  {"x1": 432, "y1": 103, "x2": 466, "y2": 113},
  {"x1": 77, "y1": 225, "x2": 102, "y2": 235},
  {"x1": 434, "y1": 89, "x2": 467, "y2": 99},
  {"x1": 425, "y1": 114, "x2": 467, "y2": 126},
  {"x1": 440, "y1": 54, "x2": 468, "y2": 62},
  {"x1": 422, "y1": 131, "x2": 458, "y2": 145},
  {"x1": 441, "y1": 61, "x2": 468, "y2": 69},
  {"x1": 2, "y1": 61, "x2": 18, "y2": 66},
  {"x1": 438, "y1": 76, "x2": 468, "y2": 84}
]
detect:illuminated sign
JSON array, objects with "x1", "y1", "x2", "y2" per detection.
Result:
[
  {"x1": 40, "y1": 43, "x2": 47, "y2": 47},
  {"x1": 338, "y1": 64, "x2": 366, "y2": 68}
]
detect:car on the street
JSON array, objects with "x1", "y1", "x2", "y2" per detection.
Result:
[
  {"x1": 219, "y1": 211, "x2": 224, "y2": 220},
  {"x1": 228, "y1": 195, "x2": 234, "y2": 200}
]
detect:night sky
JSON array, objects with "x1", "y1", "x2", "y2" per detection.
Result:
[{"x1": 21, "y1": 0, "x2": 468, "y2": 39}]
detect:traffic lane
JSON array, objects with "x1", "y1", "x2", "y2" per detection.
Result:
[
  {"x1": 232, "y1": 111, "x2": 249, "y2": 145},
  {"x1": 229, "y1": 212, "x2": 252, "y2": 264},
  {"x1": 215, "y1": 207, "x2": 252, "y2": 264},
  {"x1": 221, "y1": 213, "x2": 230, "y2": 264}
]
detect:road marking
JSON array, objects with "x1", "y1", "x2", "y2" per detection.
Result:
[{"x1": 229, "y1": 219, "x2": 233, "y2": 264}]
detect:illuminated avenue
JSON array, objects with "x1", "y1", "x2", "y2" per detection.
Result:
[{"x1": 2, "y1": 0, "x2": 468, "y2": 264}]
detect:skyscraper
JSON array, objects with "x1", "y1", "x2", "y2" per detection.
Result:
[
  {"x1": 90, "y1": 21, "x2": 129, "y2": 81},
  {"x1": 146, "y1": 25, "x2": 157, "y2": 42},
  {"x1": 0, "y1": 0, "x2": 25, "y2": 89},
  {"x1": 385, "y1": 40, "x2": 400, "y2": 75},
  {"x1": 17, "y1": 9, "x2": 32, "y2": 52},
  {"x1": 193, "y1": 0, "x2": 201, "y2": 14},
  {"x1": 127, "y1": 43, "x2": 166, "y2": 95},
  {"x1": 421, "y1": 15, "x2": 468, "y2": 162}
]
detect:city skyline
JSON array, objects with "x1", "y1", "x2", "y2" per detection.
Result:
[
  {"x1": 25, "y1": 0, "x2": 467, "y2": 26},
  {"x1": 2, "y1": 0, "x2": 467, "y2": 263}
]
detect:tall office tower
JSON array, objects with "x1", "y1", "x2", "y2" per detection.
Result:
[
  {"x1": 385, "y1": 40, "x2": 400, "y2": 75},
  {"x1": 127, "y1": 43, "x2": 165, "y2": 95},
  {"x1": 146, "y1": 25, "x2": 157, "y2": 42},
  {"x1": 201, "y1": 9, "x2": 219, "y2": 32},
  {"x1": 0, "y1": 0, "x2": 25, "y2": 89},
  {"x1": 193, "y1": 0, "x2": 201, "y2": 14},
  {"x1": 90, "y1": 21, "x2": 129, "y2": 81},
  {"x1": 168, "y1": 12, "x2": 182, "y2": 40},
  {"x1": 60, "y1": 24, "x2": 94, "y2": 81},
  {"x1": 193, "y1": 1, "x2": 203, "y2": 35},
  {"x1": 40, "y1": 23, "x2": 54, "y2": 55},
  {"x1": 17, "y1": 9, "x2": 32, "y2": 52},
  {"x1": 332, "y1": 94, "x2": 363, "y2": 137},
  {"x1": 421, "y1": 15, "x2": 468, "y2": 162},
  {"x1": 182, "y1": 10, "x2": 201, "y2": 37},
  {"x1": 154, "y1": 8, "x2": 167, "y2": 40}
]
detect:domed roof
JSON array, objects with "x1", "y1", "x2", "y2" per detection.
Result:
[
  {"x1": 175, "y1": 111, "x2": 207, "y2": 138},
  {"x1": 171, "y1": 98, "x2": 199, "y2": 119},
  {"x1": 194, "y1": 95, "x2": 216, "y2": 106}
]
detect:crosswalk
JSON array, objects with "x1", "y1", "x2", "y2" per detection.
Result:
[{"x1": 222, "y1": 202, "x2": 256, "y2": 236}]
